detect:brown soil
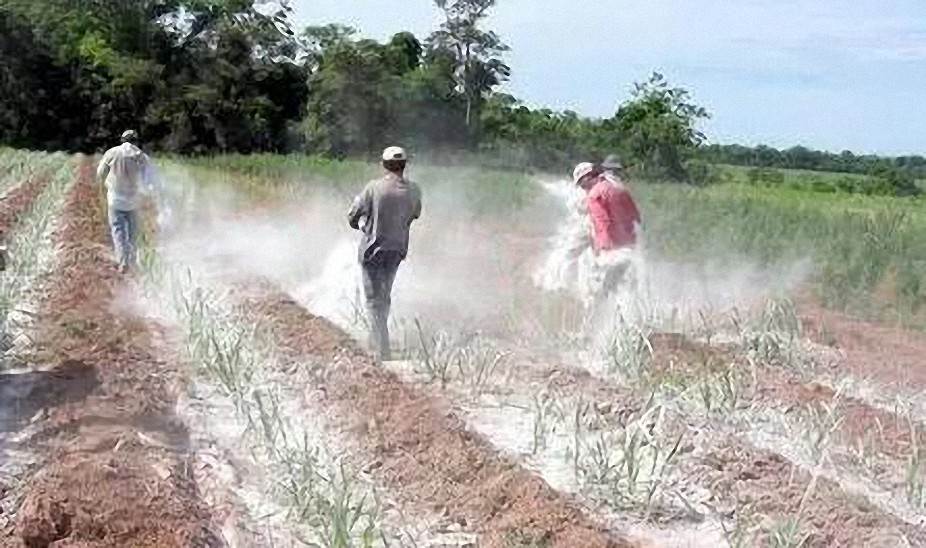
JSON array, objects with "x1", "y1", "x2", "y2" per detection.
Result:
[
  {"x1": 236, "y1": 287, "x2": 640, "y2": 548},
  {"x1": 760, "y1": 374, "x2": 925, "y2": 464},
  {"x1": 5, "y1": 159, "x2": 216, "y2": 547},
  {"x1": 493, "y1": 336, "x2": 926, "y2": 545},
  {"x1": 647, "y1": 332, "x2": 926, "y2": 542},
  {"x1": 690, "y1": 440, "x2": 926, "y2": 546},
  {"x1": 643, "y1": 332, "x2": 926, "y2": 465},
  {"x1": 802, "y1": 305, "x2": 926, "y2": 391}
]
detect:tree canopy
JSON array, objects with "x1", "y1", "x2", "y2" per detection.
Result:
[
  {"x1": 0, "y1": 0, "x2": 307, "y2": 152},
  {"x1": 0, "y1": 0, "x2": 921, "y2": 196}
]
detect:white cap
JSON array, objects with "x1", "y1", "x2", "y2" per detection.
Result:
[
  {"x1": 572, "y1": 162, "x2": 597, "y2": 185},
  {"x1": 382, "y1": 146, "x2": 408, "y2": 162},
  {"x1": 121, "y1": 129, "x2": 138, "y2": 142}
]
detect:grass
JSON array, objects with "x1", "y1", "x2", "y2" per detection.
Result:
[
  {"x1": 0, "y1": 154, "x2": 73, "y2": 361},
  {"x1": 177, "y1": 154, "x2": 539, "y2": 217},
  {"x1": 905, "y1": 415, "x2": 926, "y2": 509},
  {"x1": 571, "y1": 394, "x2": 686, "y2": 518},
  {"x1": 531, "y1": 386, "x2": 567, "y2": 455},
  {"x1": 501, "y1": 531, "x2": 553, "y2": 547},
  {"x1": 0, "y1": 149, "x2": 58, "y2": 194},
  {"x1": 639, "y1": 182, "x2": 926, "y2": 323},
  {"x1": 404, "y1": 319, "x2": 510, "y2": 391},
  {"x1": 718, "y1": 502, "x2": 759, "y2": 548},
  {"x1": 763, "y1": 468, "x2": 818, "y2": 548},
  {"x1": 139, "y1": 246, "x2": 394, "y2": 546},
  {"x1": 697, "y1": 367, "x2": 743, "y2": 415},
  {"x1": 800, "y1": 395, "x2": 846, "y2": 466},
  {"x1": 173, "y1": 153, "x2": 926, "y2": 329},
  {"x1": 716, "y1": 164, "x2": 871, "y2": 187},
  {"x1": 602, "y1": 318, "x2": 656, "y2": 382},
  {"x1": 143, "y1": 153, "x2": 926, "y2": 542},
  {"x1": 768, "y1": 517, "x2": 810, "y2": 548}
]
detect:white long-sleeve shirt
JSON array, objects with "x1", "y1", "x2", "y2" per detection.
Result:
[{"x1": 97, "y1": 143, "x2": 151, "y2": 211}]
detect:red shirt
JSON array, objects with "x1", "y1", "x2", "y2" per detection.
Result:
[{"x1": 587, "y1": 176, "x2": 641, "y2": 252}]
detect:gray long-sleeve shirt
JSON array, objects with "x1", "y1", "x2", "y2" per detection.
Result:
[{"x1": 348, "y1": 173, "x2": 422, "y2": 264}]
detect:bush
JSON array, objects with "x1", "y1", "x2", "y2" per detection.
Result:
[
  {"x1": 865, "y1": 166, "x2": 921, "y2": 197},
  {"x1": 684, "y1": 160, "x2": 721, "y2": 186},
  {"x1": 746, "y1": 167, "x2": 785, "y2": 186},
  {"x1": 791, "y1": 174, "x2": 834, "y2": 193}
]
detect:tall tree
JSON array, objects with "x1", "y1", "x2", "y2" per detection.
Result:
[
  {"x1": 147, "y1": 1, "x2": 307, "y2": 153},
  {"x1": 427, "y1": 0, "x2": 509, "y2": 138},
  {"x1": 301, "y1": 26, "x2": 397, "y2": 156}
]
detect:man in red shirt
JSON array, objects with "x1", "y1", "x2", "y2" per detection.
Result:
[
  {"x1": 573, "y1": 161, "x2": 641, "y2": 252},
  {"x1": 572, "y1": 161, "x2": 643, "y2": 308}
]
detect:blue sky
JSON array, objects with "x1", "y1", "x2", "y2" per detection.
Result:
[{"x1": 291, "y1": 0, "x2": 926, "y2": 156}]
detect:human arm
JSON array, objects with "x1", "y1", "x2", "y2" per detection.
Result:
[
  {"x1": 565, "y1": 224, "x2": 592, "y2": 259},
  {"x1": 620, "y1": 189, "x2": 642, "y2": 236},
  {"x1": 347, "y1": 184, "x2": 373, "y2": 230},
  {"x1": 410, "y1": 184, "x2": 422, "y2": 226},
  {"x1": 96, "y1": 149, "x2": 113, "y2": 182}
]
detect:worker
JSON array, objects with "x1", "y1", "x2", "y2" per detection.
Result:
[
  {"x1": 97, "y1": 130, "x2": 152, "y2": 274},
  {"x1": 601, "y1": 154, "x2": 625, "y2": 176},
  {"x1": 572, "y1": 161, "x2": 643, "y2": 309},
  {"x1": 348, "y1": 146, "x2": 422, "y2": 361}
]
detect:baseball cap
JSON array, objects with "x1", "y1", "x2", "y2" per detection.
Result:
[
  {"x1": 572, "y1": 162, "x2": 597, "y2": 185},
  {"x1": 382, "y1": 146, "x2": 408, "y2": 162},
  {"x1": 121, "y1": 130, "x2": 138, "y2": 142}
]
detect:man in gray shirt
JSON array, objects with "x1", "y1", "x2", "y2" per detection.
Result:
[{"x1": 348, "y1": 146, "x2": 422, "y2": 361}]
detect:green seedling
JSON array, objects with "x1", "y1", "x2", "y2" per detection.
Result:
[
  {"x1": 717, "y1": 502, "x2": 759, "y2": 548},
  {"x1": 573, "y1": 395, "x2": 683, "y2": 518},
  {"x1": 136, "y1": 238, "x2": 392, "y2": 545},
  {"x1": 532, "y1": 388, "x2": 566, "y2": 455},
  {"x1": 768, "y1": 517, "x2": 810, "y2": 548},
  {"x1": 905, "y1": 415, "x2": 926, "y2": 508}
]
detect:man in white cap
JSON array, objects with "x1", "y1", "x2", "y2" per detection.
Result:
[
  {"x1": 573, "y1": 161, "x2": 641, "y2": 251},
  {"x1": 348, "y1": 146, "x2": 422, "y2": 361},
  {"x1": 572, "y1": 161, "x2": 642, "y2": 309},
  {"x1": 97, "y1": 130, "x2": 153, "y2": 274}
]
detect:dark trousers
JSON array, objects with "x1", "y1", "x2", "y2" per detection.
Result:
[{"x1": 361, "y1": 251, "x2": 403, "y2": 360}]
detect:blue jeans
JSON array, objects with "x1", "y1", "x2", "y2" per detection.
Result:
[{"x1": 109, "y1": 208, "x2": 138, "y2": 269}]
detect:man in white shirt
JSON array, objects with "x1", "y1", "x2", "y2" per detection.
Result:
[{"x1": 96, "y1": 130, "x2": 152, "y2": 274}]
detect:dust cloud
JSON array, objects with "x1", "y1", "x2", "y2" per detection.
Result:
[{"x1": 153, "y1": 162, "x2": 812, "y2": 350}]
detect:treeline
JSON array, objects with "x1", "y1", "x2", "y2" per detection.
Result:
[
  {"x1": 0, "y1": 0, "x2": 710, "y2": 182},
  {"x1": 0, "y1": 0, "x2": 921, "y2": 197},
  {"x1": 0, "y1": 0, "x2": 308, "y2": 154},
  {"x1": 700, "y1": 144, "x2": 926, "y2": 182}
]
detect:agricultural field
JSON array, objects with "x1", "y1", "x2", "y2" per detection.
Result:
[
  {"x1": 714, "y1": 164, "x2": 924, "y2": 196},
  {"x1": 0, "y1": 150, "x2": 925, "y2": 547}
]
